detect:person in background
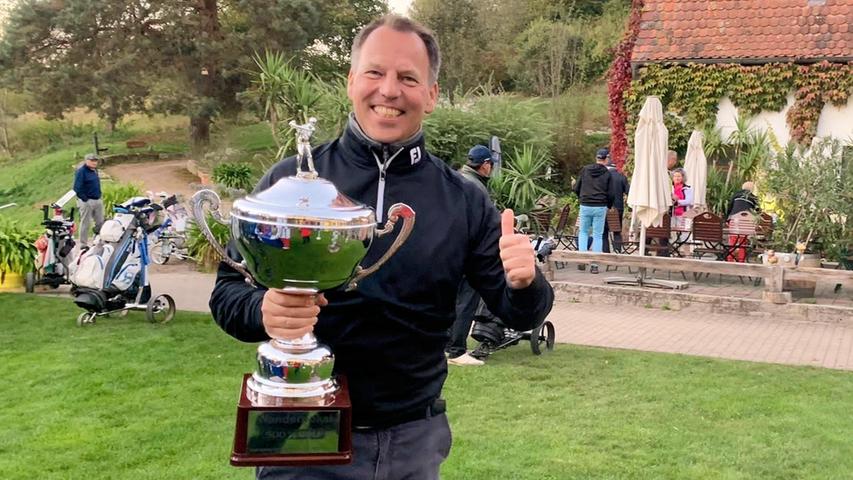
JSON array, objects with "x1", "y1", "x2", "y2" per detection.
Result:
[
  {"x1": 670, "y1": 167, "x2": 693, "y2": 220},
  {"x1": 726, "y1": 181, "x2": 760, "y2": 262},
  {"x1": 667, "y1": 149, "x2": 679, "y2": 174},
  {"x1": 446, "y1": 144, "x2": 495, "y2": 366},
  {"x1": 605, "y1": 152, "x2": 629, "y2": 253},
  {"x1": 573, "y1": 148, "x2": 613, "y2": 274},
  {"x1": 73, "y1": 153, "x2": 104, "y2": 248},
  {"x1": 726, "y1": 181, "x2": 760, "y2": 218}
]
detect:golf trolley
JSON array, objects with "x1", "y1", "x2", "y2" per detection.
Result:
[
  {"x1": 148, "y1": 192, "x2": 193, "y2": 265},
  {"x1": 470, "y1": 318, "x2": 556, "y2": 359},
  {"x1": 26, "y1": 203, "x2": 77, "y2": 292},
  {"x1": 469, "y1": 233, "x2": 557, "y2": 359},
  {"x1": 75, "y1": 294, "x2": 175, "y2": 326},
  {"x1": 71, "y1": 196, "x2": 176, "y2": 326}
]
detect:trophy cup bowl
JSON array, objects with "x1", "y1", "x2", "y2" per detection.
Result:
[{"x1": 191, "y1": 118, "x2": 415, "y2": 467}]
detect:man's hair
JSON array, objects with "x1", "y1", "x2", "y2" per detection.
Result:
[
  {"x1": 351, "y1": 14, "x2": 441, "y2": 85},
  {"x1": 667, "y1": 150, "x2": 677, "y2": 159},
  {"x1": 742, "y1": 181, "x2": 755, "y2": 191}
]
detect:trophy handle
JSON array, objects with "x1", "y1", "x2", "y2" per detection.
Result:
[
  {"x1": 346, "y1": 203, "x2": 415, "y2": 291},
  {"x1": 190, "y1": 189, "x2": 255, "y2": 283}
]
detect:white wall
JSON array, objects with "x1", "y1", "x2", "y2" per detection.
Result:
[{"x1": 715, "y1": 94, "x2": 853, "y2": 146}]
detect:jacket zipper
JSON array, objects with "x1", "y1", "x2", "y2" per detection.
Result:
[{"x1": 373, "y1": 146, "x2": 404, "y2": 223}]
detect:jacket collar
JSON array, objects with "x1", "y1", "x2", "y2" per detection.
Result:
[
  {"x1": 460, "y1": 165, "x2": 489, "y2": 186},
  {"x1": 338, "y1": 114, "x2": 428, "y2": 173}
]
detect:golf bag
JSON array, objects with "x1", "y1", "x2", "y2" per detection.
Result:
[
  {"x1": 33, "y1": 204, "x2": 77, "y2": 286},
  {"x1": 71, "y1": 197, "x2": 160, "y2": 313}
]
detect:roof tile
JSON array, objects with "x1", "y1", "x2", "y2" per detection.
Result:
[{"x1": 632, "y1": 0, "x2": 853, "y2": 62}]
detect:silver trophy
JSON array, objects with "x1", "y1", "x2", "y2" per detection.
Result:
[{"x1": 191, "y1": 117, "x2": 415, "y2": 466}]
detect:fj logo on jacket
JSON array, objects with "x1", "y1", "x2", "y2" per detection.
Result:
[{"x1": 410, "y1": 146, "x2": 421, "y2": 165}]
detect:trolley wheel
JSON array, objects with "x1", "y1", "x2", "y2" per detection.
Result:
[
  {"x1": 530, "y1": 321, "x2": 556, "y2": 355},
  {"x1": 146, "y1": 294, "x2": 175, "y2": 324},
  {"x1": 76, "y1": 312, "x2": 95, "y2": 327},
  {"x1": 150, "y1": 240, "x2": 170, "y2": 265},
  {"x1": 25, "y1": 271, "x2": 35, "y2": 293}
]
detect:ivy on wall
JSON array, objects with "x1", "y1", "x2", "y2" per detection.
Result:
[
  {"x1": 606, "y1": 0, "x2": 645, "y2": 171},
  {"x1": 617, "y1": 61, "x2": 852, "y2": 155}
]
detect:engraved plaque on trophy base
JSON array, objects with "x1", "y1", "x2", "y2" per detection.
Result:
[{"x1": 231, "y1": 374, "x2": 353, "y2": 466}]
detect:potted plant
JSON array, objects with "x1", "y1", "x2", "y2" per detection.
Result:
[
  {"x1": 763, "y1": 138, "x2": 852, "y2": 267},
  {"x1": 0, "y1": 216, "x2": 39, "y2": 290}
]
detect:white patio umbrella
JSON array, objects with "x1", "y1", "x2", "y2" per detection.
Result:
[
  {"x1": 626, "y1": 96, "x2": 672, "y2": 256},
  {"x1": 683, "y1": 130, "x2": 708, "y2": 209}
]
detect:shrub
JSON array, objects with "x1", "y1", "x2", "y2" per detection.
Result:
[
  {"x1": 212, "y1": 162, "x2": 254, "y2": 192},
  {"x1": 763, "y1": 138, "x2": 852, "y2": 259},
  {"x1": 423, "y1": 93, "x2": 553, "y2": 168},
  {"x1": 0, "y1": 215, "x2": 39, "y2": 279},
  {"x1": 490, "y1": 145, "x2": 555, "y2": 213},
  {"x1": 8, "y1": 117, "x2": 101, "y2": 153},
  {"x1": 101, "y1": 181, "x2": 144, "y2": 212},
  {"x1": 186, "y1": 214, "x2": 231, "y2": 271}
]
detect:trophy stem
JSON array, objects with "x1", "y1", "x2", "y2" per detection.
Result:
[
  {"x1": 272, "y1": 333, "x2": 319, "y2": 351},
  {"x1": 270, "y1": 287, "x2": 321, "y2": 351}
]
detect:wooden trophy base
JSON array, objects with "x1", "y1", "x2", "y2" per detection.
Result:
[{"x1": 231, "y1": 374, "x2": 353, "y2": 466}]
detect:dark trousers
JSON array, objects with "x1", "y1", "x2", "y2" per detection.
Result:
[
  {"x1": 257, "y1": 413, "x2": 452, "y2": 480},
  {"x1": 611, "y1": 209, "x2": 624, "y2": 253},
  {"x1": 446, "y1": 278, "x2": 479, "y2": 358}
]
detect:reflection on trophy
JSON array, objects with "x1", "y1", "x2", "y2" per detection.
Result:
[{"x1": 191, "y1": 117, "x2": 415, "y2": 466}]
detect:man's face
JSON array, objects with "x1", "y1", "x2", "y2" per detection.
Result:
[
  {"x1": 481, "y1": 161, "x2": 492, "y2": 177},
  {"x1": 86, "y1": 158, "x2": 99, "y2": 170},
  {"x1": 667, "y1": 153, "x2": 677, "y2": 170},
  {"x1": 348, "y1": 26, "x2": 438, "y2": 144}
]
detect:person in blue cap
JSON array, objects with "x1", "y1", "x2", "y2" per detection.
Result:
[
  {"x1": 73, "y1": 153, "x2": 104, "y2": 248},
  {"x1": 445, "y1": 144, "x2": 496, "y2": 366},
  {"x1": 573, "y1": 147, "x2": 614, "y2": 273},
  {"x1": 457, "y1": 145, "x2": 493, "y2": 195}
]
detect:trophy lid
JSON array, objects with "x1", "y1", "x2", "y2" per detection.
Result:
[
  {"x1": 232, "y1": 118, "x2": 375, "y2": 228},
  {"x1": 231, "y1": 175, "x2": 375, "y2": 228}
]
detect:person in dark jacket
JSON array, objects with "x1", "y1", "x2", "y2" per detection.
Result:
[
  {"x1": 726, "y1": 181, "x2": 760, "y2": 218},
  {"x1": 72, "y1": 153, "x2": 104, "y2": 247},
  {"x1": 726, "y1": 181, "x2": 760, "y2": 262},
  {"x1": 209, "y1": 15, "x2": 554, "y2": 480},
  {"x1": 446, "y1": 145, "x2": 494, "y2": 366},
  {"x1": 573, "y1": 148, "x2": 613, "y2": 273},
  {"x1": 604, "y1": 156, "x2": 629, "y2": 253}
]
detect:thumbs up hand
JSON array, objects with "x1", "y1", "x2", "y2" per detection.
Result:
[{"x1": 498, "y1": 209, "x2": 536, "y2": 289}]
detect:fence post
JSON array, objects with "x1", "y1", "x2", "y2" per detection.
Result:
[{"x1": 763, "y1": 265, "x2": 791, "y2": 304}]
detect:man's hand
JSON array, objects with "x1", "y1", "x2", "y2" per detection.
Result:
[
  {"x1": 261, "y1": 290, "x2": 328, "y2": 339},
  {"x1": 499, "y1": 209, "x2": 536, "y2": 289}
]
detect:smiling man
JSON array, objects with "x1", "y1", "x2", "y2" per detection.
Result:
[{"x1": 209, "y1": 15, "x2": 554, "y2": 480}]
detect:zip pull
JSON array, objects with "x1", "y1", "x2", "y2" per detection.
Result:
[
  {"x1": 376, "y1": 147, "x2": 390, "y2": 223},
  {"x1": 374, "y1": 146, "x2": 404, "y2": 223}
]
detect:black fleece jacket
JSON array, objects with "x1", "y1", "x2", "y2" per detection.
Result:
[
  {"x1": 209, "y1": 119, "x2": 554, "y2": 427},
  {"x1": 573, "y1": 163, "x2": 613, "y2": 208}
]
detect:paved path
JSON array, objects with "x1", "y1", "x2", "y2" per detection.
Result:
[
  {"x1": 547, "y1": 301, "x2": 853, "y2": 371},
  {"x1": 145, "y1": 264, "x2": 853, "y2": 372}
]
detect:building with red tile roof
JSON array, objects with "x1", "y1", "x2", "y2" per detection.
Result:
[
  {"x1": 632, "y1": 0, "x2": 851, "y2": 65},
  {"x1": 622, "y1": 0, "x2": 851, "y2": 147}
]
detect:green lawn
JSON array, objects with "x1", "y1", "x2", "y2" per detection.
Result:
[
  {"x1": 2, "y1": 293, "x2": 852, "y2": 479},
  {"x1": 0, "y1": 137, "x2": 188, "y2": 225}
]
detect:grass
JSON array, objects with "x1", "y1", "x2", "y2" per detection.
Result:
[
  {"x1": 0, "y1": 111, "x2": 191, "y2": 225},
  {"x1": 0, "y1": 139, "x2": 184, "y2": 226},
  {"x1": 2, "y1": 293, "x2": 853, "y2": 479}
]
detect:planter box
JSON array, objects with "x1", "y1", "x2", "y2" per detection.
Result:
[{"x1": 0, "y1": 272, "x2": 24, "y2": 291}]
